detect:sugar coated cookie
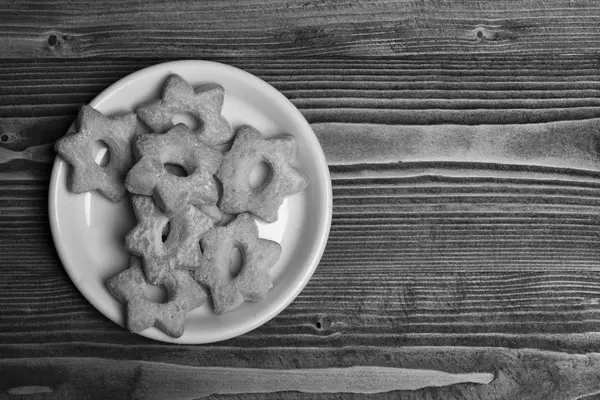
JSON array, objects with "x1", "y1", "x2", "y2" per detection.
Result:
[
  {"x1": 192, "y1": 213, "x2": 281, "y2": 314},
  {"x1": 126, "y1": 195, "x2": 216, "y2": 285},
  {"x1": 125, "y1": 124, "x2": 223, "y2": 217},
  {"x1": 55, "y1": 105, "x2": 137, "y2": 202},
  {"x1": 106, "y1": 257, "x2": 208, "y2": 338},
  {"x1": 136, "y1": 74, "x2": 233, "y2": 146},
  {"x1": 217, "y1": 125, "x2": 309, "y2": 223}
]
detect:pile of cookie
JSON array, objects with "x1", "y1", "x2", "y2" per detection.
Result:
[{"x1": 55, "y1": 74, "x2": 309, "y2": 338}]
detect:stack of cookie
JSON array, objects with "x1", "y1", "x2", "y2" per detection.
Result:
[{"x1": 55, "y1": 74, "x2": 309, "y2": 338}]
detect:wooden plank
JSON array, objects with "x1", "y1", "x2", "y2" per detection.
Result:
[
  {"x1": 4, "y1": 23, "x2": 600, "y2": 399},
  {"x1": 3, "y1": 348, "x2": 600, "y2": 399},
  {"x1": 2, "y1": 0, "x2": 600, "y2": 58},
  {"x1": 0, "y1": 358, "x2": 493, "y2": 399},
  {"x1": 4, "y1": 228, "x2": 600, "y2": 351},
  {"x1": 314, "y1": 120, "x2": 600, "y2": 172},
  {"x1": 5, "y1": 99, "x2": 600, "y2": 350},
  {"x1": 6, "y1": 57, "x2": 600, "y2": 179}
]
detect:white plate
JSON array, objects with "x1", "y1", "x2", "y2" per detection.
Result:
[{"x1": 48, "y1": 60, "x2": 332, "y2": 344}]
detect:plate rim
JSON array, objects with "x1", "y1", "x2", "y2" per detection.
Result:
[{"x1": 48, "y1": 59, "x2": 333, "y2": 343}]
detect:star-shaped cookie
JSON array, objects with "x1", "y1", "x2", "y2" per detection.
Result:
[
  {"x1": 55, "y1": 105, "x2": 138, "y2": 202},
  {"x1": 106, "y1": 257, "x2": 208, "y2": 338},
  {"x1": 136, "y1": 74, "x2": 233, "y2": 146},
  {"x1": 125, "y1": 124, "x2": 223, "y2": 217},
  {"x1": 192, "y1": 213, "x2": 282, "y2": 314},
  {"x1": 217, "y1": 125, "x2": 309, "y2": 223},
  {"x1": 126, "y1": 195, "x2": 216, "y2": 285}
]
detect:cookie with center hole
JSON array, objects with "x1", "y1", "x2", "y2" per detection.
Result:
[
  {"x1": 192, "y1": 213, "x2": 282, "y2": 314},
  {"x1": 126, "y1": 195, "x2": 216, "y2": 285},
  {"x1": 217, "y1": 125, "x2": 309, "y2": 223},
  {"x1": 106, "y1": 256, "x2": 208, "y2": 338},
  {"x1": 55, "y1": 105, "x2": 138, "y2": 202},
  {"x1": 125, "y1": 124, "x2": 223, "y2": 217},
  {"x1": 136, "y1": 74, "x2": 233, "y2": 146}
]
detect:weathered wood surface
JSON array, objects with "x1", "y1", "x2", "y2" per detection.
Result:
[
  {"x1": 2, "y1": 0, "x2": 600, "y2": 58},
  {"x1": 4, "y1": 0, "x2": 600, "y2": 399}
]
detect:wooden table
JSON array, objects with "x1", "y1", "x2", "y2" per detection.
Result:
[{"x1": 4, "y1": 1, "x2": 600, "y2": 398}]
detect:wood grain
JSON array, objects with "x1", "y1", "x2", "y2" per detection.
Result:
[
  {"x1": 2, "y1": 0, "x2": 600, "y2": 58},
  {"x1": 7, "y1": 56, "x2": 600, "y2": 179},
  {"x1": 6, "y1": 348, "x2": 600, "y2": 399},
  {"x1": 0, "y1": 359, "x2": 493, "y2": 398},
  {"x1": 4, "y1": 0, "x2": 600, "y2": 397},
  {"x1": 4, "y1": 56, "x2": 600, "y2": 355}
]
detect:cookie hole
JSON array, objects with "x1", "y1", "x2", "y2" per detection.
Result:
[
  {"x1": 171, "y1": 113, "x2": 200, "y2": 130},
  {"x1": 161, "y1": 221, "x2": 170, "y2": 243},
  {"x1": 92, "y1": 140, "x2": 110, "y2": 167},
  {"x1": 145, "y1": 285, "x2": 167, "y2": 304},
  {"x1": 164, "y1": 163, "x2": 189, "y2": 177},
  {"x1": 249, "y1": 161, "x2": 272, "y2": 190},
  {"x1": 199, "y1": 204, "x2": 222, "y2": 222},
  {"x1": 218, "y1": 212, "x2": 235, "y2": 226},
  {"x1": 229, "y1": 244, "x2": 244, "y2": 279},
  {"x1": 214, "y1": 176, "x2": 223, "y2": 199}
]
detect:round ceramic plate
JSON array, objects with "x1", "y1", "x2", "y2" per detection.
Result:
[{"x1": 48, "y1": 60, "x2": 332, "y2": 344}]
